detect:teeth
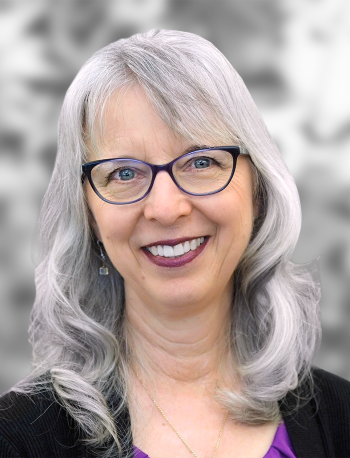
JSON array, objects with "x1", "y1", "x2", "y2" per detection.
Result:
[
  {"x1": 164, "y1": 245, "x2": 174, "y2": 257},
  {"x1": 146, "y1": 237, "x2": 206, "y2": 258},
  {"x1": 150, "y1": 246, "x2": 158, "y2": 256},
  {"x1": 174, "y1": 243, "x2": 184, "y2": 256}
]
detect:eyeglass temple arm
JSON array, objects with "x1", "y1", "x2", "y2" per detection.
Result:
[{"x1": 240, "y1": 146, "x2": 250, "y2": 156}]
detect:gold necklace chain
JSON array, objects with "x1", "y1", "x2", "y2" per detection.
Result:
[{"x1": 132, "y1": 367, "x2": 229, "y2": 458}]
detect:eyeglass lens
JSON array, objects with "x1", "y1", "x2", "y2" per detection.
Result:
[{"x1": 90, "y1": 149, "x2": 235, "y2": 204}]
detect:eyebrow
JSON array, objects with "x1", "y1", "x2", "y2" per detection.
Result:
[
  {"x1": 182, "y1": 144, "x2": 211, "y2": 154},
  {"x1": 102, "y1": 144, "x2": 211, "y2": 160}
]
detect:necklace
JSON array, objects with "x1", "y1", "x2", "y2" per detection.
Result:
[{"x1": 132, "y1": 367, "x2": 229, "y2": 458}]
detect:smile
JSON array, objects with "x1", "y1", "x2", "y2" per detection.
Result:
[
  {"x1": 142, "y1": 236, "x2": 209, "y2": 268},
  {"x1": 146, "y1": 237, "x2": 205, "y2": 258}
]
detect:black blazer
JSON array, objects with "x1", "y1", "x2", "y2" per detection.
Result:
[{"x1": 0, "y1": 368, "x2": 349, "y2": 458}]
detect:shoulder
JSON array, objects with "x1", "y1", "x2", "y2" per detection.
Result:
[
  {"x1": 312, "y1": 368, "x2": 350, "y2": 457},
  {"x1": 312, "y1": 367, "x2": 350, "y2": 434},
  {"x1": 312, "y1": 366, "x2": 350, "y2": 404},
  {"x1": 0, "y1": 389, "x2": 91, "y2": 458},
  {"x1": 282, "y1": 367, "x2": 350, "y2": 458}
]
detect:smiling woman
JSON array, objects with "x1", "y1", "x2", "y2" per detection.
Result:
[
  {"x1": 85, "y1": 87, "x2": 255, "y2": 313},
  {"x1": 0, "y1": 29, "x2": 349, "y2": 458}
]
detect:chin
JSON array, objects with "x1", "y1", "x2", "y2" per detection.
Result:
[{"x1": 150, "y1": 282, "x2": 220, "y2": 315}]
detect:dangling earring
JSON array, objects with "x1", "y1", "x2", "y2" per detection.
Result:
[{"x1": 97, "y1": 240, "x2": 109, "y2": 275}]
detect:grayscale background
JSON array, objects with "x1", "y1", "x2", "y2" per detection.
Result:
[{"x1": 0, "y1": 0, "x2": 349, "y2": 393}]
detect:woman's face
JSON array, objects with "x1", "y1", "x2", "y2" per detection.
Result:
[{"x1": 86, "y1": 86, "x2": 255, "y2": 313}]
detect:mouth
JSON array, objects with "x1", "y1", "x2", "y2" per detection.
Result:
[
  {"x1": 142, "y1": 236, "x2": 209, "y2": 267},
  {"x1": 145, "y1": 236, "x2": 205, "y2": 258}
]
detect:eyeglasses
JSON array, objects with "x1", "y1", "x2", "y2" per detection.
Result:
[{"x1": 82, "y1": 146, "x2": 249, "y2": 205}]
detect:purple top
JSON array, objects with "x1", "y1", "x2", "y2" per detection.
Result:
[{"x1": 133, "y1": 422, "x2": 296, "y2": 458}]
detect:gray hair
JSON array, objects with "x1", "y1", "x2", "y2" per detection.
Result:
[{"x1": 15, "y1": 29, "x2": 321, "y2": 457}]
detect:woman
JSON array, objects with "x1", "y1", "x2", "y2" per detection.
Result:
[{"x1": 0, "y1": 29, "x2": 349, "y2": 458}]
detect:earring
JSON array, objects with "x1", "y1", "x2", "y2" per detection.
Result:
[{"x1": 97, "y1": 240, "x2": 109, "y2": 275}]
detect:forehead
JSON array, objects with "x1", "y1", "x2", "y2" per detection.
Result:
[{"x1": 89, "y1": 85, "x2": 191, "y2": 163}]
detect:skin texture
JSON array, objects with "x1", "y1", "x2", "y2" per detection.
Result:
[
  {"x1": 86, "y1": 86, "x2": 279, "y2": 458},
  {"x1": 87, "y1": 84, "x2": 254, "y2": 325}
]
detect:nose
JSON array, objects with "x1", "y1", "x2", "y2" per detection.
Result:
[{"x1": 143, "y1": 171, "x2": 192, "y2": 225}]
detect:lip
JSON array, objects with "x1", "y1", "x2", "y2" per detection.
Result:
[{"x1": 142, "y1": 236, "x2": 209, "y2": 268}]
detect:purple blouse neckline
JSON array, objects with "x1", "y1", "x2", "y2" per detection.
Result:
[
  {"x1": 262, "y1": 422, "x2": 296, "y2": 457},
  {"x1": 133, "y1": 422, "x2": 297, "y2": 458}
]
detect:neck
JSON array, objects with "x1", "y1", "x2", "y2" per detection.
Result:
[{"x1": 126, "y1": 288, "x2": 234, "y2": 387}]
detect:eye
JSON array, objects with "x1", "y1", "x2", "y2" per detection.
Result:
[
  {"x1": 194, "y1": 157, "x2": 211, "y2": 169},
  {"x1": 107, "y1": 167, "x2": 138, "y2": 183},
  {"x1": 118, "y1": 168, "x2": 135, "y2": 180}
]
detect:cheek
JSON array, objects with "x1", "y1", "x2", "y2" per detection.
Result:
[
  {"x1": 212, "y1": 184, "x2": 254, "y2": 236},
  {"x1": 98, "y1": 213, "x2": 133, "y2": 247},
  {"x1": 230, "y1": 174, "x2": 254, "y2": 231},
  {"x1": 91, "y1": 204, "x2": 141, "y2": 261},
  {"x1": 220, "y1": 207, "x2": 253, "y2": 247},
  {"x1": 205, "y1": 186, "x2": 254, "y2": 267},
  {"x1": 87, "y1": 193, "x2": 125, "y2": 240}
]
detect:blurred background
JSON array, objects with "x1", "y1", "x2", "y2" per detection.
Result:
[{"x1": 0, "y1": 0, "x2": 349, "y2": 392}]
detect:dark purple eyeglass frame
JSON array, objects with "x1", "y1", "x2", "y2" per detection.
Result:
[{"x1": 81, "y1": 146, "x2": 249, "y2": 205}]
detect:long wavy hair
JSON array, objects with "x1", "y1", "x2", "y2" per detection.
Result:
[{"x1": 15, "y1": 29, "x2": 321, "y2": 457}]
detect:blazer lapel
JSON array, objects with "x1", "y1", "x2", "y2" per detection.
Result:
[{"x1": 281, "y1": 396, "x2": 327, "y2": 458}]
